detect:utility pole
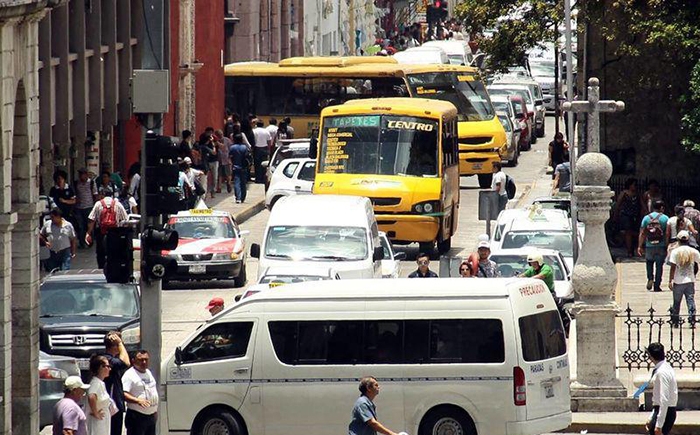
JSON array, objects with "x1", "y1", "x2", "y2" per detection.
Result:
[{"x1": 564, "y1": 0, "x2": 578, "y2": 263}]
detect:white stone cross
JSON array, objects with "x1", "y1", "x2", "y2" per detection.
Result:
[{"x1": 562, "y1": 77, "x2": 625, "y2": 153}]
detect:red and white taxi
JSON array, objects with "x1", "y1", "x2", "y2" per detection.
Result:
[{"x1": 164, "y1": 208, "x2": 248, "y2": 287}]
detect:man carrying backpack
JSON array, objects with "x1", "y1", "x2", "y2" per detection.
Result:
[
  {"x1": 85, "y1": 195, "x2": 129, "y2": 269},
  {"x1": 639, "y1": 200, "x2": 669, "y2": 292}
]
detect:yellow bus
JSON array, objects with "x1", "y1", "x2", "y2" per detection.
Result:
[
  {"x1": 313, "y1": 98, "x2": 460, "y2": 254},
  {"x1": 224, "y1": 57, "x2": 507, "y2": 187}
]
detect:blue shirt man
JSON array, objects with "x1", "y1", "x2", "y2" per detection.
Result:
[
  {"x1": 348, "y1": 377, "x2": 398, "y2": 435},
  {"x1": 639, "y1": 200, "x2": 669, "y2": 292},
  {"x1": 228, "y1": 134, "x2": 250, "y2": 203}
]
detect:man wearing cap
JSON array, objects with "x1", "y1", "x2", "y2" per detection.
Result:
[
  {"x1": 74, "y1": 168, "x2": 98, "y2": 249},
  {"x1": 668, "y1": 230, "x2": 700, "y2": 326},
  {"x1": 475, "y1": 241, "x2": 499, "y2": 278},
  {"x1": 206, "y1": 297, "x2": 225, "y2": 316},
  {"x1": 53, "y1": 375, "x2": 90, "y2": 435},
  {"x1": 683, "y1": 200, "x2": 700, "y2": 238}
]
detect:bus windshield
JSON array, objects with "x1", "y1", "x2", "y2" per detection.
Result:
[
  {"x1": 320, "y1": 115, "x2": 439, "y2": 177},
  {"x1": 406, "y1": 73, "x2": 494, "y2": 122}
]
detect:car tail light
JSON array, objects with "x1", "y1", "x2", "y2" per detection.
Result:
[
  {"x1": 39, "y1": 367, "x2": 69, "y2": 380},
  {"x1": 514, "y1": 366, "x2": 526, "y2": 406}
]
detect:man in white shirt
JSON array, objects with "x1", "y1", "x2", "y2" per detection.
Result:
[
  {"x1": 252, "y1": 120, "x2": 272, "y2": 184},
  {"x1": 645, "y1": 342, "x2": 677, "y2": 435},
  {"x1": 85, "y1": 196, "x2": 129, "y2": 268},
  {"x1": 491, "y1": 162, "x2": 508, "y2": 213},
  {"x1": 122, "y1": 350, "x2": 159, "y2": 435},
  {"x1": 668, "y1": 230, "x2": 700, "y2": 325}
]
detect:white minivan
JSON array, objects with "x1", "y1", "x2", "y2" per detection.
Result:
[
  {"x1": 250, "y1": 195, "x2": 384, "y2": 279},
  {"x1": 162, "y1": 278, "x2": 571, "y2": 435}
]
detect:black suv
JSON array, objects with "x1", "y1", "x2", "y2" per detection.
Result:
[{"x1": 39, "y1": 270, "x2": 140, "y2": 373}]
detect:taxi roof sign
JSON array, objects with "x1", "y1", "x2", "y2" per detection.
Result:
[{"x1": 189, "y1": 208, "x2": 213, "y2": 215}]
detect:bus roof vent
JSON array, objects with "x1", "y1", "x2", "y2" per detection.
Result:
[{"x1": 279, "y1": 56, "x2": 398, "y2": 68}]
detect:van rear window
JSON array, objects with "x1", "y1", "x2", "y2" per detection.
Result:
[
  {"x1": 518, "y1": 311, "x2": 566, "y2": 361},
  {"x1": 268, "y1": 319, "x2": 505, "y2": 365}
]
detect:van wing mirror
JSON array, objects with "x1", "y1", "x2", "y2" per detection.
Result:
[
  {"x1": 175, "y1": 346, "x2": 183, "y2": 366},
  {"x1": 373, "y1": 246, "x2": 385, "y2": 261},
  {"x1": 250, "y1": 243, "x2": 261, "y2": 259}
]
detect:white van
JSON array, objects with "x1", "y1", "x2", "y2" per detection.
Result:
[
  {"x1": 423, "y1": 40, "x2": 474, "y2": 65},
  {"x1": 162, "y1": 278, "x2": 571, "y2": 435},
  {"x1": 393, "y1": 46, "x2": 450, "y2": 65},
  {"x1": 250, "y1": 195, "x2": 383, "y2": 279}
]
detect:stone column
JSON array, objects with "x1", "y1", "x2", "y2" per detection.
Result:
[
  {"x1": 280, "y1": 0, "x2": 290, "y2": 58},
  {"x1": 0, "y1": 213, "x2": 17, "y2": 435},
  {"x1": 570, "y1": 145, "x2": 637, "y2": 411},
  {"x1": 178, "y1": 0, "x2": 196, "y2": 133}
]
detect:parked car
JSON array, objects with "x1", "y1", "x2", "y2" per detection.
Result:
[
  {"x1": 263, "y1": 139, "x2": 311, "y2": 190},
  {"x1": 379, "y1": 231, "x2": 405, "y2": 278},
  {"x1": 39, "y1": 351, "x2": 80, "y2": 429},
  {"x1": 393, "y1": 46, "x2": 450, "y2": 64},
  {"x1": 529, "y1": 59, "x2": 557, "y2": 112},
  {"x1": 39, "y1": 270, "x2": 140, "y2": 375},
  {"x1": 497, "y1": 113, "x2": 520, "y2": 167},
  {"x1": 491, "y1": 77, "x2": 546, "y2": 137},
  {"x1": 488, "y1": 83, "x2": 539, "y2": 143},
  {"x1": 265, "y1": 157, "x2": 316, "y2": 209}
]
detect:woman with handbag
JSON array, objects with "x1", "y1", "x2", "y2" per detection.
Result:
[{"x1": 87, "y1": 355, "x2": 115, "y2": 435}]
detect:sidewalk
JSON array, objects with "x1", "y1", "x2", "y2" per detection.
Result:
[{"x1": 60, "y1": 182, "x2": 267, "y2": 272}]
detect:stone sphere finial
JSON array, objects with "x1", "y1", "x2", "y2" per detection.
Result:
[
  {"x1": 576, "y1": 152, "x2": 613, "y2": 186},
  {"x1": 588, "y1": 77, "x2": 600, "y2": 87}
]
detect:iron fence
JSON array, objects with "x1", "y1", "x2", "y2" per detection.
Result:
[
  {"x1": 618, "y1": 304, "x2": 700, "y2": 371},
  {"x1": 609, "y1": 176, "x2": 700, "y2": 210}
]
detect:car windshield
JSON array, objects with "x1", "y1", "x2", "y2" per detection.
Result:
[
  {"x1": 166, "y1": 216, "x2": 235, "y2": 239},
  {"x1": 272, "y1": 146, "x2": 310, "y2": 168},
  {"x1": 529, "y1": 62, "x2": 555, "y2": 77},
  {"x1": 489, "y1": 87, "x2": 533, "y2": 106},
  {"x1": 406, "y1": 72, "x2": 494, "y2": 121},
  {"x1": 320, "y1": 115, "x2": 438, "y2": 177},
  {"x1": 265, "y1": 225, "x2": 368, "y2": 261},
  {"x1": 489, "y1": 254, "x2": 566, "y2": 280},
  {"x1": 40, "y1": 283, "x2": 139, "y2": 318},
  {"x1": 492, "y1": 100, "x2": 511, "y2": 115},
  {"x1": 259, "y1": 275, "x2": 329, "y2": 284},
  {"x1": 497, "y1": 115, "x2": 512, "y2": 132},
  {"x1": 501, "y1": 231, "x2": 573, "y2": 257},
  {"x1": 447, "y1": 54, "x2": 465, "y2": 65}
]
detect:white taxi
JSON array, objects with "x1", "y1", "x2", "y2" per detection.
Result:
[{"x1": 164, "y1": 209, "x2": 249, "y2": 287}]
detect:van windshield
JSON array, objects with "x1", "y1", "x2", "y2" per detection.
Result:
[
  {"x1": 501, "y1": 230, "x2": 573, "y2": 257},
  {"x1": 406, "y1": 72, "x2": 494, "y2": 121},
  {"x1": 489, "y1": 87, "x2": 533, "y2": 106},
  {"x1": 265, "y1": 226, "x2": 368, "y2": 261}
]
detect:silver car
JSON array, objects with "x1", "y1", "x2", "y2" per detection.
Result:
[{"x1": 39, "y1": 351, "x2": 80, "y2": 429}]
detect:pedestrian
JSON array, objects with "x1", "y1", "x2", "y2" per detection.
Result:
[
  {"x1": 643, "y1": 179, "x2": 665, "y2": 215},
  {"x1": 666, "y1": 205, "x2": 698, "y2": 247},
  {"x1": 118, "y1": 185, "x2": 138, "y2": 215},
  {"x1": 85, "y1": 195, "x2": 129, "y2": 269},
  {"x1": 459, "y1": 255, "x2": 477, "y2": 278},
  {"x1": 683, "y1": 200, "x2": 700, "y2": 236},
  {"x1": 266, "y1": 118, "x2": 279, "y2": 148},
  {"x1": 283, "y1": 116, "x2": 295, "y2": 138},
  {"x1": 103, "y1": 331, "x2": 130, "y2": 435},
  {"x1": 49, "y1": 170, "x2": 77, "y2": 224},
  {"x1": 638, "y1": 200, "x2": 669, "y2": 292},
  {"x1": 97, "y1": 171, "x2": 118, "y2": 199},
  {"x1": 276, "y1": 121, "x2": 290, "y2": 150},
  {"x1": 645, "y1": 342, "x2": 677, "y2": 435},
  {"x1": 252, "y1": 120, "x2": 272, "y2": 184},
  {"x1": 613, "y1": 178, "x2": 644, "y2": 257},
  {"x1": 52, "y1": 375, "x2": 90, "y2": 435},
  {"x1": 215, "y1": 129, "x2": 232, "y2": 194},
  {"x1": 229, "y1": 133, "x2": 249, "y2": 204},
  {"x1": 179, "y1": 130, "x2": 194, "y2": 159},
  {"x1": 122, "y1": 350, "x2": 159, "y2": 435},
  {"x1": 73, "y1": 168, "x2": 98, "y2": 249},
  {"x1": 518, "y1": 253, "x2": 555, "y2": 295},
  {"x1": 101, "y1": 163, "x2": 123, "y2": 192},
  {"x1": 552, "y1": 152, "x2": 571, "y2": 194},
  {"x1": 198, "y1": 131, "x2": 218, "y2": 199},
  {"x1": 206, "y1": 297, "x2": 225, "y2": 316},
  {"x1": 668, "y1": 230, "x2": 699, "y2": 326},
  {"x1": 127, "y1": 163, "x2": 140, "y2": 209},
  {"x1": 475, "y1": 241, "x2": 499, "y2": 278},
  {"x1": 548, "y1": 132, "x2": 568, "y2": 178},
  {"x1": 87, "y1": 355, "x2": 113, "y2": 435},
  {"x1": 39, "y1": 208, "x2": 77, "y2": 271},
  {"x1": 408, "y1": 252, "x2": 438, "y2": 278},
  {"x1": 491, "y1": 162, "x2": 508, "y2": 214},
  {"x1": 348, "y1": 376, "x2": 400, "y2": 435},
  {"x1": 183, "y1": 157, "x2": 206, "y2": 208}
]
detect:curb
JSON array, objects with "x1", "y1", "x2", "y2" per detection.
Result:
[
  {"x1": 233, "y1": 199, "x2": 266, "y2": 224},
  {"x1": 565, "y1": 421, "x2": 700, "y2": 435}
]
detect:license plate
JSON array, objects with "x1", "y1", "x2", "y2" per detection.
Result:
[
  {"x1": 472, "y1": 163, "x2": 483, "y2": 170},
  {"x1": 77, "y1": 358, "x2": 90, "y2": 370},
  {"x1": 189, "y1": 265, "x2": 206, "y2": 274},
  {"x1": 544, "y1": 384, "x2": 554, "y2": 398}
]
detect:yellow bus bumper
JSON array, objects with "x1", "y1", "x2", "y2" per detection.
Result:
[
  {"x1": 458, "y1": 151, "x2": 501, "y2": 176},
  {"x1": 375, "y1": 214, "x2": 440, "y2": 243}
]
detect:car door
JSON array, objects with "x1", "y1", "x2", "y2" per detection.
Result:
[
  {"x1": 166, "y1": 320, "x2": 257, "y2": 431},
  {"x1": 269, "y1": 160, "x2": 300, "y2": 195},
  {"x1": 292, "y1": 160, "x2": 316, "y2": 196}
]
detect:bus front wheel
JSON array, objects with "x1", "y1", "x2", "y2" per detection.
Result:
[
  {"x1": 477, "y1": 173, "x2": 492, "y2": 189},
  {"x1": 418, "y1": 241, "x2": 435, "y2": 258},
  {"x1": 437, "y1": 237, "x2": 451, "y2": 254}
]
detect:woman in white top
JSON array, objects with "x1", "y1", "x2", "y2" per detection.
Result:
[
  {"x1": 666, "y1": 205, "x2": 698, "y2": 246},
  {"x1": 87, "y1": 354, "x2": 113, "y2": 435},
  {"x1": 668, "y1": 230, "x2": 700, "y2": 326}
]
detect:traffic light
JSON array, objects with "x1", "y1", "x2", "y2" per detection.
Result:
[
  {"x1": 141, "y1": 226, "x2": 179, "y2": 281},
  {"x1": 104, "y1": 227, "x2": 134, "y2": 283},
  {"x1": 144, "y1": 131, "x2": 181, "y2": 217}
]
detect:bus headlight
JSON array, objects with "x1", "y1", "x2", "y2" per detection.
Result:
[{"x1": 413, "y1": 201, "x2": 440, "y2": 214}]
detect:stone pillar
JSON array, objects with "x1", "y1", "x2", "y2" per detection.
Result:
[
  {"x1": 570, "y1": 146, "x2": 637, "y2": 411},
  {"x1": 178, "y1": 0, "x2": 196, "y2": 133},
  {"x1": 269, "y1": 0, "x2": 281, "y2": 61},
  {"x1": 0, "y1": 213, "x2": 16, "y2": 435},
  {"x1": 280, "y1": 0, "x2": 290, "y2": 59}
]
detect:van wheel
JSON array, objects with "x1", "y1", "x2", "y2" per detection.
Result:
[
  {"x1": 420, "y1": 407, "x2": 476, "y2": 435},
  {"x1": 233, "y1": 264, "x2": 247, "y2": 288},
  {"x1": 508, "y1": 148, "x2": 519, "y2": 167},
  {"x1": 269, "y1": 196, "x2": 281, "y2": 210},
  {"x1": 194, "y1": 408, "x2": 244, "y2": 435},
  {"x1": 477, "y1": 173, "x2": 492, "y2": 189},
  {"x1": 437, "y1": 237, "x2": 451, "y2": 254},
  {"x1": 418, "y1": 241, "x2": 435, "y2": 258}
]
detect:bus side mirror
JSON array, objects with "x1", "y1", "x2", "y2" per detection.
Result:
[
  {"x1": 250, "y1": 243, "x2": 261, "y2": 259},
  {"x1": 175, "y1": 347, "x2": 183, "y2": 366},
  {"x1": 373, "y1": 246, "x2": 385, "y2": 261}
]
